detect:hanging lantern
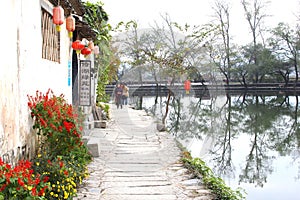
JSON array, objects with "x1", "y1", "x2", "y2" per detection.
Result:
[
  {"x1": 88, "y1": 41, "x2": 94, "y2": 50},
  {"x1": 81, "y1": 47, "x2": 92, "y2": 56},
  {"x1": 93, "y1": 45, "x2": 100, "y2": 55},
  {"x1": 72, "y1": 40, "x2": 85, "y2": 54},
  {"x1": 53, "y1": 6, "x2": 64, "y2": 32},
  {"x1": 184, "y1": 80, "x2": 191, "y2": 94},
  {"x1": 66, "y1": 15, "x2": 75, "y2": 38}
]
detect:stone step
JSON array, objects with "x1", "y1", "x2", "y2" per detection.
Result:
[
  {"x1": 103, "y1": 171, "x2": 165, "y2": 177},
  {"x1": 104, "y1": 163, "x2": 162, "y2": 172},
  {"x1": 100, "y1": 194, "x2": 177, "y2": 200},
  {"x1": 103, "y1": 176, "x2": 168, "y2": 182},
  {"x1": 101, "y1": 180, "x2": 171, "y2": 187},
  {"x1": 101, "y1": 185, "x2": 175, "y2": 195}
]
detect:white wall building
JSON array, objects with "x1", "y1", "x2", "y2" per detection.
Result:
[{"x1": 0, "y1": 0, "x2": 96, "y2": 165}]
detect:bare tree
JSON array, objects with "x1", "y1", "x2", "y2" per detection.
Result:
[
  {"x1": 212, "y1": 0, "x2": 232, "y2": 84},
  {"x1": 241, "y1": 0, "x2": 269, "y2": 83}
]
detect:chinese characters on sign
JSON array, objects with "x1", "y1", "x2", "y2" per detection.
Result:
[{"x1": 79, "y1": 60, "x2": 91, "y2": 106}]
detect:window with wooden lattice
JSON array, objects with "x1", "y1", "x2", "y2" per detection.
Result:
[{"x1": 41, "y1": 8, "x2": 60, "y2": 63}]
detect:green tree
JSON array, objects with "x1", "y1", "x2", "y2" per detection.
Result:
[
  {"x1": 83, "y1": 1, "x2": 119, "y2": 102},
  {"x1": 269, "y1": 22, "x2": 300, "y2": 84},
  {"x1": 246, "y1": 44, "x2": 276, "y2": 82}
]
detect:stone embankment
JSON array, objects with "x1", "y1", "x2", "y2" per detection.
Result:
[{"x1": 74, "y1": 105, "x2": 214, "y2": 200}]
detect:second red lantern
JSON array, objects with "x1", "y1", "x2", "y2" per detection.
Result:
[
  {"x1": 72, "y1": 40, "x2": 85, "y2": 54},
  {"x1": 66, "y1": 15, "x2": 75, "y2": 38},
  {"x1": 81, "y1": 47, "x2": 92, "y2": 56}
]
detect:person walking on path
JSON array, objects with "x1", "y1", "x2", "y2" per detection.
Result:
[
  {"x1": 121, "y1": 83, "x2": 129, "y2": 105},
  {"x1": 114, "y1": 83, "x2": 123, "y2": 109}
]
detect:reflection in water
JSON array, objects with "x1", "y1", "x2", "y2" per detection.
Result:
[{"x1": 137, "y1": 94, "x2": 300, "y2": 200}]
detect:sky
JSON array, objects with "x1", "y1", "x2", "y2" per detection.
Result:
[{"x1": 90, "y1": 0, "x2": 300, "y2": 44}]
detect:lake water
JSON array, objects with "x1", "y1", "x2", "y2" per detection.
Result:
[{"x1": 132, "y1": 93, "x2": 300, "y2": 200}]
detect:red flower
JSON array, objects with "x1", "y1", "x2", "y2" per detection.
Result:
[
  {"x1": 64, "y1": 170, "x2": 69, "y2": 176},
  {"x1": 38, "y1": 186, "x2": 47, "y2": 196},
  {"x1": 23, "y1": 160, "x2": 32, "y2": 168},
  {"x1": 5, "y1": 163, "x2": 11, "y2": 169},
  {"x1": 43, "y1": 176, "x2": 50, "y2": 183},
  {"x1": 59, "y1": 161, "x2": 64, "y2": 168},
  {"x1": 50, "y1": 123, "x2": 57, "y2": 130},
  {"x1": 73, "y1": 130, "x2": 80, "y2": 137},
  {"x1": 63, "y1": 121, "x2": 73, "y2": 132},
  {"x1": 0, "y1": 184, "x2": 6, "y2": 192},
  {"x1": 18, "y1": 177, "x2": 25, "y2": 187},
  {"x1": 31, "y1": 187, "x2": 37, "y2": 196},
  {"x1": 35, "y1": 177, "x2": 40, "y2": 185},
  {"x1": 40, "y1": 118, "x2": 47, "y2": 127},
  {"x1": 47, "y1": 110, "x2": 53, "y2": 118}
]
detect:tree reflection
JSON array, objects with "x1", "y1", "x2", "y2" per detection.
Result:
[
  {"x1": 141, "y1": 94, "x2": 300, "y2": 188},
  {"x1": 239, "y1": 133, "x2": 273, "y2": 187},
  {"x1": 269, "y1": 96, "x2": 300, "y2": 154},
  {"x1": 236, "y1": 95, "x2": 279, "y2": 187},
  {"x1": 167, "y1": 95, "x2": 215, "y2": 140},
  {"x1": 209, "y1": 95, "x2": 236, "y2": 180},
  {"x1": 268, "y1": 96, "x2": 300, "y2": 179}
]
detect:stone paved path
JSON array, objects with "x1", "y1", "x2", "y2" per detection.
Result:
[{"x1": 74, "y1": 105, "x2": 214, "y2": 200}]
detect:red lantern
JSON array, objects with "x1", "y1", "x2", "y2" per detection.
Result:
[
  {"x1": 72, "y1": 40, "x2": 84, "y2": 54},
  {"x1": 184, "y1": 80, "x2": 191, "y2": 94},
  {"x1": 81, "y1": 47, "x2": 92, "y2": 56},
  {"x1": 88, "y1": 41, "x2": 94, "y2": 50},
  {"x1": 53, "y1": 6, "x2": 64, "y2": 32},
  {"x1": 66, "y1": 15, "x2": 75, "y2": 38}
]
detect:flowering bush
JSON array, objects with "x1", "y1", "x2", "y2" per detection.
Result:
[
  {"x1": 27, "y1": 89, "x2": 92, "y2": 199},
  {"x1": 1, "y1": 89, "x2": 92, "y2": 199},
  {"x1": 32, "y1": 155, "x2": 89, "y2": 200},
  {"x1": 27, "y1": 89, "x2": 87, "y2": 159},
  {"x1": 0, "y1": 158, "x2": 50, "y2": 199}
]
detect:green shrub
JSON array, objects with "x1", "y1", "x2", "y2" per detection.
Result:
[
  {"x1": 97, "y1": 102, "x2": 111, "y2": 119},
  {"x1": 182, "y1": 156, "x2": 246, "y2": 200}
]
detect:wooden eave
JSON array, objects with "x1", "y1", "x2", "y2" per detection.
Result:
[
  {"x1": 47, "y1": 0, "x2": 96, "y2": 40},
  {"x1": 73, "y1": 15, "x2": 97, "y2": 41},
  {"x1": 48, "y1": 0, "x2": 85, "y2": 16},
  {"x1": 67, "y1": 0, "x2": 85, "y2": 16}
]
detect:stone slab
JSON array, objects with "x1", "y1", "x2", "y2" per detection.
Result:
[
  {"x1": 87, "y1": 138, "x2": 100, "y2": 157},
  {"x1": 104, "y1": 163, "x2": 162, "y2": 172},
  {"x1": 100, "y1": 194, "x2": 177, "y2": 200},
  {"x1": 102, "y1": 185, "x2": 175, "y2": 195},
  {"x1": 101, "y1": 180, "x2": 171, "y2": 188},
  {"x1": 103, "y1": 176, "x2": 168, "y2": 182},
  {"x1": 103, "y1": 171, "x2": 166, "y2": 177}
]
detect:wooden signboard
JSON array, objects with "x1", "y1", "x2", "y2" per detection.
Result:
[{"x1": 79, "y1": 60, "x2": 91, "y2": 106}]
